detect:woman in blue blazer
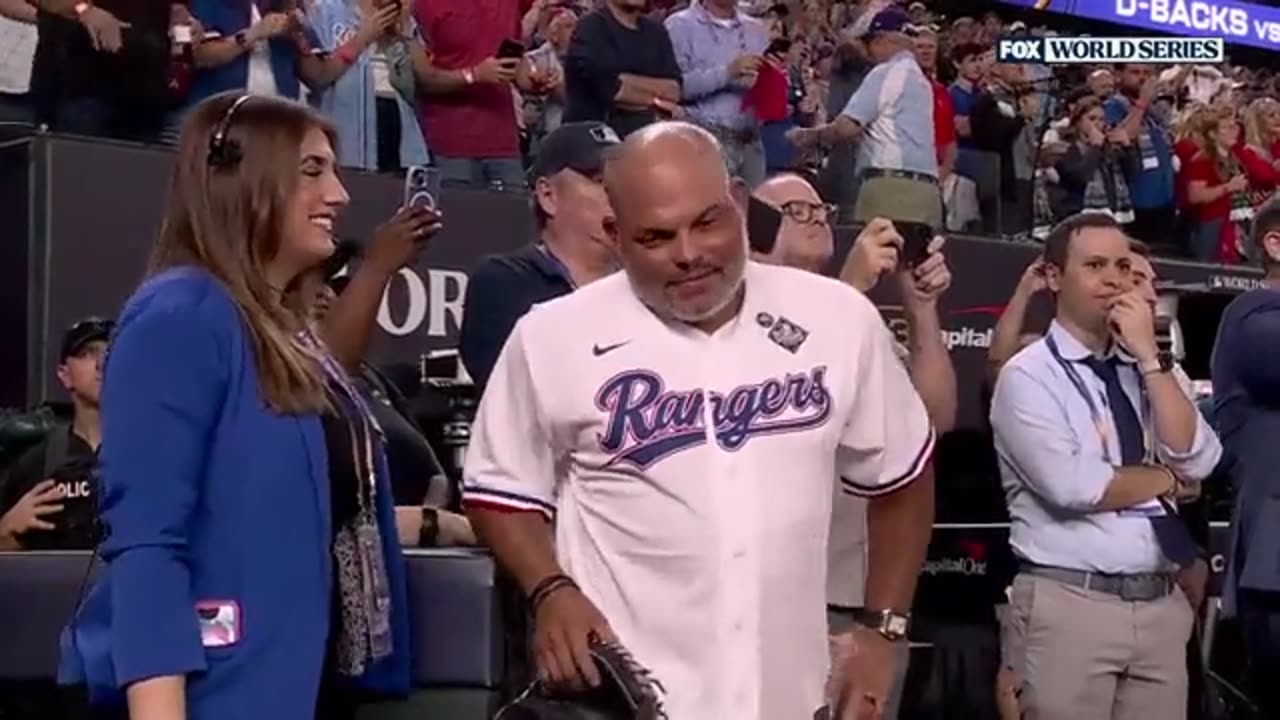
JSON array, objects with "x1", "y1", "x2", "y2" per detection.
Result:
[{"x1": 59, "y1": 92, "x2": 417, "y2": 720}]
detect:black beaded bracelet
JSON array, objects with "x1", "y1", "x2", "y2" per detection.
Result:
[{"x1": 528, "y1": 573, "x2": 578, "y2": 614}]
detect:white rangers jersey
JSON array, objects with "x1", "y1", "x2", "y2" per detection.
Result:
[
  {"x1": 827, "y1": 339, "x2": 911, "y2": 610},
  {"x1": 463, "y1": 261, "x2": 934, "y2": 720}
]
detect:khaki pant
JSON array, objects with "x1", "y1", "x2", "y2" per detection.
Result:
[
  {"x1": 853, "y1": 175, "x2": 943, "y2": 232},
  {"x1": 1007, "y1": 573, "x2": 1194, "y2": 720}
]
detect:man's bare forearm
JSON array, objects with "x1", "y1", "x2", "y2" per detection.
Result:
[
  {"x1": 617, "y1": 74, "x2": 679, "y2": 105},
  {"x1": 193, "y1": 38, "x2": 249, "y2": 70},
  {"x1": 28, "y1": 0, "x2": 75, "y2": 17},
  {"x1": 0, "y1": 0, "x2": 37, "y2": 23},
  {"x1": 614, "y1": 83, "x2": 655, "y2": 110},
  {"x1": 906, "y1": 305, "x2": 957, "y2": 433},
  {"x1": 987, "y1": 289, "x2": 1033, "y2": 383},
  {"x1": 813, "y1": 115, "x2": 861, "y2": 146},
  {"x1": 1095, "y1": 466, "x2": 1173, "y2": 512},
  {"x1": 417, "y1": 62, "x2": 474, "y2": 95},
  {"x1": 864, "y1": 466, "x2": 934, "y2": 613},
  {"x1": 1144, "y1": 371, "x2": 1198, "y2": 454},
  {"x1": 319, "y1": 261, "x2": 392, "y2": 373},
  {"x1": 467, "y1": 507, "x2": 563, "y2": 594}
]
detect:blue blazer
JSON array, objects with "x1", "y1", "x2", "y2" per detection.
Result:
[
  {"x1": 1211, "y1": 288, "x2": 1280, "y2": 615},
  {"x1": 58, "y1": 267, "x2": 411, "y2": 719}
]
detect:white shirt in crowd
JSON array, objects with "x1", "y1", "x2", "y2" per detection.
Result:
[
  {"x1": 463, "y1": 262, "x2": 935, "y2": 720},
  {"x1": 0, "y1": 15, "x2": 36, "y2": 96},
  {"x1": 246, "y1": 4, "x2": 281, "y2": 97}
]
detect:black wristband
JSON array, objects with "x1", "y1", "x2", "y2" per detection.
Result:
[
  {"x1": 417, "y1": 507, "x2": 439, "y2": 547},
  {"x1": 528, "y1": 573, "x2": 577, "y2": 614}
]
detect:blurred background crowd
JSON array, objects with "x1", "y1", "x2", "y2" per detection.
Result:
[{"x1": 2, "y1": 0, "x2": 1280, "y2": 264}]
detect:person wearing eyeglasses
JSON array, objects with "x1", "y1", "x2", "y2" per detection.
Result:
[
  {"x1": 751, "y1": 173, "x2": 955, "y2": 720},
  {"x1": 0, "y1": 317, "x2": 112, "y2": 552}
]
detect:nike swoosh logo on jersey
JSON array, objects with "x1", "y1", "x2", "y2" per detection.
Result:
[{"x1": 592, "y1": 341, "x2": 630, "y2": 357}]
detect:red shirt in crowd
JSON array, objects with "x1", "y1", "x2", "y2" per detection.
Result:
[
  {"x1": 415, "y1": 0, "x2": 534, "y2": 159},
  {"x1": 1185, "y1": 144, "x2": 1279, "y2": 263},
  {"x1": 930, "y1": 78, "x2": 955, "y2": 167},
  {"x1": 1173, "y1": 137, "x2": 1200, "y2": 211}
]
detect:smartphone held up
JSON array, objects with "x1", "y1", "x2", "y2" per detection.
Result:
[{"x1": 403, "y1": 165, "x2": 440, "y2": 213}]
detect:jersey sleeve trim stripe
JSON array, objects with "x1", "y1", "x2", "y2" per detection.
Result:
[
  {"x1": 462, "y1": 486, "x2": 556, "y2": 516},
  {"x1": 839, "y1": 426, "x2": 936, "y2": 498}
]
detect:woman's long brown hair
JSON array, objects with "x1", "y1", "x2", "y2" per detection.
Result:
[
  {"x1": 1194, "y1": 106, "x2": 1240, "y2": 179},
  {"x1": 150, "y1": 92, "x2": 334, "y2": 415}
]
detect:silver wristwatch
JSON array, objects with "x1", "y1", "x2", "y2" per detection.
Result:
[{"x1": 852, "y1": 608, "x2": 911, "y2": 642}]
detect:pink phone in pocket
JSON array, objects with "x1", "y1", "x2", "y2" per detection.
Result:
[{"x1": 195, "y1": 600, "x2": 241, "y2": 648}]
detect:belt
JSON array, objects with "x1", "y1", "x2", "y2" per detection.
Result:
[
  {"x1": 703, "y1": 123, "x2": 759, "y2": 143},
  {"x1": 860, "y1": 168, "x2": 938, "y2": 185},
  {"x1": 1020, "y1": 563, "x2": 1175, "y2": 602}
]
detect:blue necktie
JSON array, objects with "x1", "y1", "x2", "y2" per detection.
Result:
[{"x1": 1081, "y1": 356, "x2": 1199, "y2": 567}]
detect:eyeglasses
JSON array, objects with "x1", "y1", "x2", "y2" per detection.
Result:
[{"x1": 780, "y1": 200, "x2": 837, "y2": 226}]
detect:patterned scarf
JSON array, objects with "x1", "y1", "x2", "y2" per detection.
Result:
[{"x1": 1081, "y1": 145, "x2": 1135, "y2": 224}]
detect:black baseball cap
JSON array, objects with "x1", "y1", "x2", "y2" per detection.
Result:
[
  {"x1": 60, "y1": 317, "x2": 114, "y2": 361},
  {"x1": 528, "y1": 122, "x2": 622, "y2": 183}
]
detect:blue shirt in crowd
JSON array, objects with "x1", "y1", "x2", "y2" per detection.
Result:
[
  {"x1": 840, "y1": 49, "x2": 937, "y2": 177},
  {"x1": 1104, "y1": 95, "x2": 1175, "y2": 210},
  {"x1": 664, "y1": 2, "x2": 770, "y2": 132}
]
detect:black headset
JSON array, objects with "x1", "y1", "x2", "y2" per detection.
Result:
[{"x1": 207, "y1": 94, "x2": 253, "y2": 169}]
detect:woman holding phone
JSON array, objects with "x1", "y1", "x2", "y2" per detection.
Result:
[
  {"x1": 60, "y1": 93, "x2": 415, "y2": 720},
  {"x1": 302, "y1": 0, "x2": 432, "y2": 172}
]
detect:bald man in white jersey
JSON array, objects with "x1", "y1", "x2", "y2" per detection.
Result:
[{"x1": 464, "y1": 122, "x2": 936, "y2": 720}]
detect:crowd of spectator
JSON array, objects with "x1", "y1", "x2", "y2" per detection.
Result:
[{"x1": 2, "y1": 0, "x2": 1280, "y2": 256}]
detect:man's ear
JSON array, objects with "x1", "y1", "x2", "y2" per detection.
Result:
[
  {"x1": 730, "y1": 177, "x2": 750, "y2": 212},
  {"x1": 534, "y1": 176, "x2": 556, "y2": 221},
  {"x1": 55, "y1": 363, "x2": 73, "y2": 393},
  {"x1": 602, "y1": 217, "x2": 620, "y2": 252},
  {"x1": 1044, "y1": 262, "x2": 1063, "y2": 294},
  {"x1": 1263, "y1": 230, "x2": 1280, "y2": 266}
]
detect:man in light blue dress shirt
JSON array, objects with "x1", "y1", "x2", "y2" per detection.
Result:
[
  {"x1": 990, "y1": 211, "x2": 1221, "y2": 720},
  {"x1": 664, "y1": 0, "x2": 770, "y2": 187}
]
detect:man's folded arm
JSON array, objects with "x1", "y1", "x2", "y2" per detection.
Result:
[{"x1": 992, "y1": 365, "x2": 1174, "y2": 513}]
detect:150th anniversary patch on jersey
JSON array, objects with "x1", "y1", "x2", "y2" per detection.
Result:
[{"x1": 594, "y1": 366, "x2": 832, "y2": 469}]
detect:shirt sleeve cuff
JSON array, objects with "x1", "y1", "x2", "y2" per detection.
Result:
[
  {"x1": 840, "y1": 427, "x2": 935, "y2": 498},
  {"x1": 462, "y1": 486, "x2": 555, "y2": 520}
]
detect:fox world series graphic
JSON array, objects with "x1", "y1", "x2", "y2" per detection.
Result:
[{"x1": 998, "y1": 0, "x2": 1280, "y2": 52}]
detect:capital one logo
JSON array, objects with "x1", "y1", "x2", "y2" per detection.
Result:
[{"x1": 376, "y1": 267, "x2": 468, "y2": 337}]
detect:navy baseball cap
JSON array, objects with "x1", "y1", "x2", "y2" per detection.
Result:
[
  {"x1": 60, "y1": 317, "x2": 114, "y2": 361},
  {"x1": 861, "y1": 8, "x2": 912, "y2": 39},
  {"x1": 528, "y1": 122, "x2": 622, "y2": 183}
]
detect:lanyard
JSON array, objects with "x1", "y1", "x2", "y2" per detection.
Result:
[
  {"x1": 537, "y1": 245, "x2": 577, "y2": 290},
  {"x1": 1044, "y1": 333, "x2": 1151, "y2": 467},
  {"x1": 302, "y1": 329, "x2": 383, "y2": 501}
]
